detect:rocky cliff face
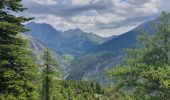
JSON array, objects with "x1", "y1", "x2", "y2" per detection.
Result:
[
  {"x1": 22, "y1": 34, "x2": 70, "y2": 78},
  {"x1": 27, "y1": 34, "x2": 46, "y2": 62}
]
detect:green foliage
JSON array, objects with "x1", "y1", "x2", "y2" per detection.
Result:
[
  {"x1": 2, "y1": 1, "x2": 170, "y2": 100},
  {"x1": 107, "y1": 12, "x2": 170, "y2": 100},
  {"x1": 41, "y1": 49, "x2": 59, "y2": 100},
  {"x1": 69, "y1": 51, "x2": 116, "y2": 81},
  {"x1": 0, "y1": 0, "x2": 40, "y2": 99},
  {"x1": 0, "y1": 0, "x2": 26, "y2": 11},
  {"x1": 52, "y1": 80, "x2": 109, "y2": 100}
]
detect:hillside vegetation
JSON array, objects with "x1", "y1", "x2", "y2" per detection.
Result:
[{"x1": 0, "y1": 0, "x2": 170, "y2": 99}]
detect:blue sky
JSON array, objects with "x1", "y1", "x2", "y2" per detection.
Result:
[{"x1": 22, "y1": 0, "x2": 170, "y2": 37}]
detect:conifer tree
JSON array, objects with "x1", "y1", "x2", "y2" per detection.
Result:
[
  {"x1": 0, "y1": 0, "x2": 39, "y2": 99},
  {"x1": 41, "y1": 49, "x2": 59, "y2": 100},
  {"x1": 108, "y1": 12, "x2": 170, "y2": 99}
]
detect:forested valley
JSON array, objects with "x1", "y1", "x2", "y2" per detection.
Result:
[{"x1": 0, "y1": 0, "x2": 170, "y2": 100}]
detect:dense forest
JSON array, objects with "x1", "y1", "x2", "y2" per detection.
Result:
[{"x1": 0, "y1": 0, "x2": 170, "y2": 100}]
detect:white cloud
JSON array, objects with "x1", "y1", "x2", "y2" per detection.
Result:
[
  {"x1": 113, "y1": 0, "x2": 160, "y2": 18},
  {"x1": 34, "y1": 15, "x2": 75, "y2": 30},
  {"x1": 91, "y1": 24, "x2": 141, "y2": 37},
  {"x1": 22, "y1": 0, "x2": 170, "y2": 37},
  {"x1": 27, "y1": 0, "x2": 57, "y2": 5},
  {"x1": 72, "y1": 0, "x2": 92, "y2": 5}
]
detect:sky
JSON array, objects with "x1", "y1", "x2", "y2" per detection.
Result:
[{"x1": 22, "y1": 0, "x2": 170, "y2": 37}]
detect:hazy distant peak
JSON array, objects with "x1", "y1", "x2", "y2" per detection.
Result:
[
  {"x1": 25, "y1": 22, "x2": 110, "y2": 56},
  {"x1": 27, "y1": 22, "x2": 50, "y2": 26},
  {"x1": 64, "y1": 28, "x2": 83, "y2": 33}
]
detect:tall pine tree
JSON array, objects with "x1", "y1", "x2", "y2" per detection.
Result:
[
  {"x1": 0, "y1": 0, "x2": 39, "y2": 99},
  {"x1": 41, "y1": 49, "x2": 59, "y2": 100}
]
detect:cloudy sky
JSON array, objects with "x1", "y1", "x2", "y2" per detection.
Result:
[{"x1": 22, "y1": 0, "x2": 170, "y2": 37}]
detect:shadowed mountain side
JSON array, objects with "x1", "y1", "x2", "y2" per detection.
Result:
[
  {"x1": 67, "y1": 19, "x2": 158, "y2": 83},
  {"x1": 25, "y1": 22, "x2": 111, "y2": 56}
]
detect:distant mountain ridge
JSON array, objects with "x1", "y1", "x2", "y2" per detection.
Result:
[
  {"x1": 25, "y1": 22, "x2": 113, "y2": 78},
  {"x1": 67, "y1": 19, "x2": 158, "y2": 83},
  {"x1": 87, "y1": 20, "x2": 156, "y2": 53},
  {"x1": 25, "y1": 19, "x2": 157, "y2": 83},
  {"x1": 25, "y1": 22, "x2": 110, "y2": 56}
]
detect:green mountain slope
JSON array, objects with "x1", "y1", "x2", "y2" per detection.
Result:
[{"x1": 67, "y1": 19, "x2": 159, "y2": 83}]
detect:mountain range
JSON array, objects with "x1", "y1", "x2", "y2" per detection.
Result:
[
  {"x1": 25, "y1": 22, "x2": 111, "y2": 56},
  {"x1": 25, "y1": 18, "x2": 158, "y2": 84},
  {"x1": 67, "y1": 19, "x2": 157, "y2": 83},
  {"x1": 25, "y1": 22, "x2": 114, "y2": 78}
]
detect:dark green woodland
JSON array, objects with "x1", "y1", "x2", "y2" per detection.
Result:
[{"x1": 0, "y1": 0, "x2": 170, "y2": 100}]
